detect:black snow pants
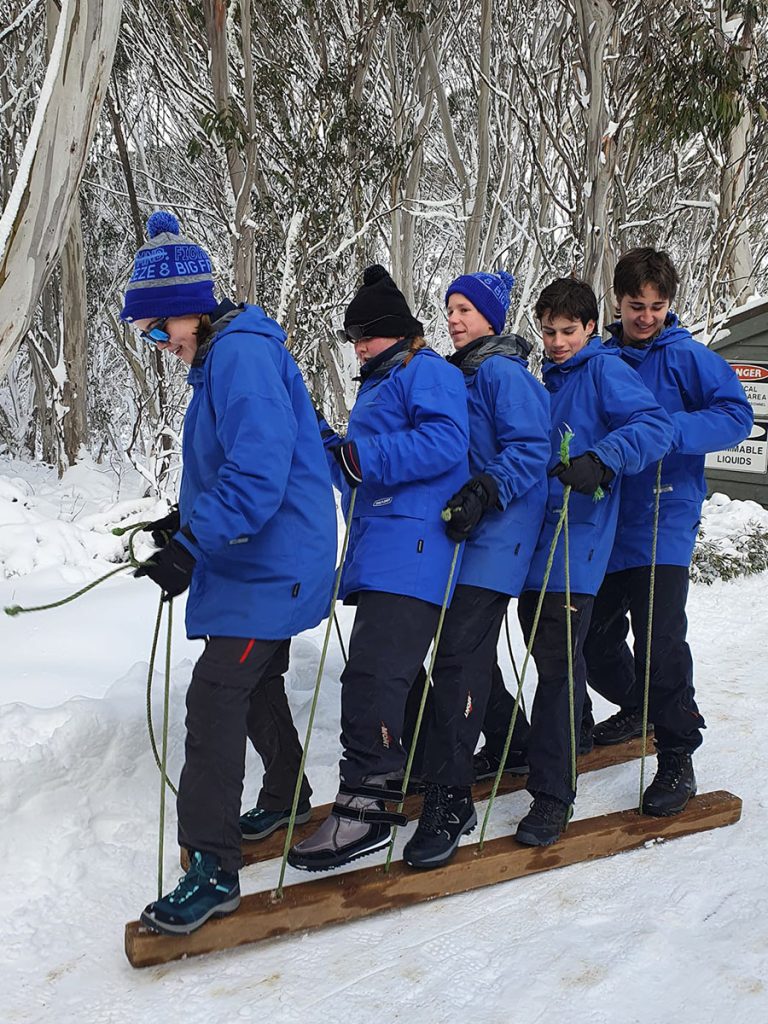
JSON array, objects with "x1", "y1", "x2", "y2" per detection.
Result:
[
  {"x1": 519, "y1": 589, "x2": 594, "y2": 806},
  {"x1": 421, "y1": 584, "x2": 511, "y2": 788},
  {"x1": 177, "y1": 637, "x2": 311, "y2": 874},
  {"x1": 340, "y1": 591, "x2": 440, "y2": 789},
  {"x1": 583, "y1": 565, "x2": 705, "y2": 753}
]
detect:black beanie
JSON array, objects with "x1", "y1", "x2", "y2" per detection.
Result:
[{"x1": 343, "y1": 265, "x2": 424, "y2": 340}]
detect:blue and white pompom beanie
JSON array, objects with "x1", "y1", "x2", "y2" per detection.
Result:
[
  {"x1": 445, "y1": 270, "x2": 515, "y2": 335},
  {"x1": 120, "y1": 211, "x2": 218, "y2": 322}
]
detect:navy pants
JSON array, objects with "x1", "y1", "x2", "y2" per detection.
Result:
[
  {"x1": 519, "y1": 590, "x2": 594, "y2": 806},
  {"x1": 420, "y1": 584, "x2": 511, "y2": 787},
  {"x1": 583, "y1": 565, "x2": 704, "y2": 753},
  {"x1": 177, "y1": 637, "x2": 311, "y2": 874},
  {"x1": 340, "y1": 591, "x2": 440, "y2": 788}
]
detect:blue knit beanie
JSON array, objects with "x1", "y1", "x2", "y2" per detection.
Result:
[
  {"x1": 445, "y1": 270, "x2": 515, "y2": 335},
  {"x1": 120, "y1": 211, "x2": 218, "y2": 322}
]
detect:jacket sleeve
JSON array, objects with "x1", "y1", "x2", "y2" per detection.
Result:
[
  {"x1": 354, "y1": 358, "x2": 469, "y2": 486},
  {"x1": 590, "y1": 357, "x2": 674, "y2": 476},
  {"x1": 669, "y1": 346, "x2": 753, "y2": 455},
  {"x1": 178, "y1": 335, "x2": 298, "y2": 558},
  {"x1": 480, "y1": 363, "x2": 551, "y2": 507}
]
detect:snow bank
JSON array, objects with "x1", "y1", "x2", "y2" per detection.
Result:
[{"x1": 692, "y1": 492, "x2": 768, "y2": 584}]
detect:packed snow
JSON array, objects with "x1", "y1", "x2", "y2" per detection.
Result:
[{"x1": 1, "y1": 454, "x2": 767, "y2": 1023}]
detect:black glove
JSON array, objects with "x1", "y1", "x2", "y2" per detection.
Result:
[
  {"x1": 442, "y1": 473, "x2": 499, "y2": 542},
  {"x1": 142, "y1": 506, "x2": 180, "y2": 548},
  {"x1": 134, "y1": 538, "x2": 196, "y2": 599},
  {"x1": 549, "y1": 452, "x2": 614, "y2": 495},
  {"x1": 332, "y1": 440, "x2": 363, "y2": 487}
]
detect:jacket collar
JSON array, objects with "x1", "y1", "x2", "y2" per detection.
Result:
[
  {"x1": 357, "y1": 337, "x2": 411, "y2": 382},
  {"x1": 191, "y1": 298, "x2": 242, "y2": 367},
  {"x1": 448, "y1": 333, "x2": 531, "y2": 374},
  {"x1": 542, "y1": 335, "x2": 603, "y2": 382},
  {"x1": 605, "y1": 311, "x2": 680, "y2": 350}
]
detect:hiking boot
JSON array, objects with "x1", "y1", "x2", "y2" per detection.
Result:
[
  {"x1": 287, "y1": 783, "x2": 407, "y2": 872},
  {"x1": 641, "y1": 749, "x2": 697, "y2": 816},
  {"x1": 593, "y1": 708, "x2": 651, "y2": 746},
  {"x1": 515, "y1": 793, "x2": 572, "y2": 847},
  {"x1": 473, "y1": 746, "x2": 528, "y2": 781},
  {"x1": 239, "y1": 801, "x2": 312, "y2": 841},
  {"x1": 140, "y1": 850, "x2": 240, "y2": 935},
  {"x1": 403, "y1": 784, "x2": 477, "y2": 869}
]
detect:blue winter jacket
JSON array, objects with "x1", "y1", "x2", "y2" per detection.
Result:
[
  {"x1": 604, "y1": 315, "x2": 753, "y2": 571},
  {"x1": 524, "y1": 338, "x2": 674, "y2": 596},
  {"x1": 322, "y1": 342, "x2": 469, "y2": 606},
  {"x1": 175, "y1": 304, "x2": 337, "y2": 640},
  {"x1": 448, "y1": 336, "x2": 550, "y2": 596}
]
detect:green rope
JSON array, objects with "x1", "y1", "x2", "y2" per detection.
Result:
[
  {"x1": 4, "y1": 522, "x2": 150, "y2": 616},
  {"x1": 275, "y1": 490, "x2": 358, "y2": 898},
  {"x1": 156, "y1": 597, "x2": 174, "y2": 900},
  {"x1": 383, "y1": 541, "x2": 462, "y2": 873},
  {"x1": 478, "y1": 492, "x2": 570, "y2": 849},
  {"x1": 638, "y1": 459, "x2": 663, "y2": 810},
  {"x1": 145, "y1": 594, "x2": 179, "y2": 797},
  {"x1": 503, "y1": 611, "x2": 526, "y2": 719},
  {"x1": 478, "y1": 427, "x2": 578, "y2": 850},
  {"x1": 563, "y1": 488, "x2": 577, "y2": 798}
]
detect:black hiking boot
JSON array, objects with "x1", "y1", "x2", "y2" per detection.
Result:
[
  {"x1": 515, "y1": 793, "x2": 572, "y2": 847},
  {"x1": 593, "y1": 708, "x2": 651, "y2": 746},
  {"x1": 473, "y1": 746, "x2": 528, "y2": 781},
  {"x1": 403, "y1": 784, "x2": 477, "y2": 869},
  {"x1": 641, "y1": 749, "x2": 697, "y2": 816}
]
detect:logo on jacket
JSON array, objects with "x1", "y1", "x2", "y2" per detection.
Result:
[{"x1": 373, "y1": 497, "x2": 393, "y2": 507}]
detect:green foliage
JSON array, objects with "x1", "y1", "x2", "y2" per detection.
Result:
[
  {"x1": 632, "y1": 1, "x2": 767, "y2": 148},
  {"x1": 690, "y1": 520, "x2": 768, "y2": 584}
]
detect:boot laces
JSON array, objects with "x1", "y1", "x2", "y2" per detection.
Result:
[
  {"x1": 654, "y1": 751, "x2": 689, "y2": 790},
  {"x1": 606, "y1": 707, "x2": 641, "y2": 730},
  {"x1": 529, "y1": 793, "x2": 569, "y2": 825},
  {"x1": 166, "y1": 852, "x2": 218, "y2": 905},
  {"x1": 420, "y1": 783, "x2": 454, "y2": 834}
]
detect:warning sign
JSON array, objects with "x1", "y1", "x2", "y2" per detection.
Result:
[
  {"x1": 705, "y1": 421, "x2": 768, "y2": 475},
  {"x1": 731, "y1": 363, "x2": 768, "y2": 418}
]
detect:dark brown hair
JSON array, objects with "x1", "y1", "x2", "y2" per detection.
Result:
[
  {"x1": 535, "y1": 278, "x2": 599, "y2": 331},
  {"x1": 613, "y1": 247, "x2": 679, "y2": 302}
]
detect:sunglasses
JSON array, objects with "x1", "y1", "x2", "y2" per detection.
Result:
[
  {"x1": 135, "y1": 317, "x2": 170, "y2": 346},
  {"x1": 335, "y1": 316, "x2": 391, "y2": 344}
]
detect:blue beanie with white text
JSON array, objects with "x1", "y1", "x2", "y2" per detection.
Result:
[
  {"x1": 445, "y1": 270, "x2": 515, "y2": 335},
  {"x1": 120, "y1": 211, "x2": 218, "y2": 322}
]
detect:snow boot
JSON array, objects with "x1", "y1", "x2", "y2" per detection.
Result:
[
  {"x1": 641, "y1": 748, "x2": 697, "y2": 816},
  {"x1": 403, "y1": 783, "x2": 477, "y2": 869},
  {"x1": 473, "y1": 745, "x2": 528, "y2": 781},
  {"x1": 515, "y1": 793, "x2": 572, "y2": 847},
  {"x1": 140, "y1": 851, "x2": 240, "y2": 935},
  {"x1": 287, "y1": 781, "x2": 407, "y2": 872},
  {"x1": 593, "y1": 708, "x2": 651, "y2": 746},
  {"x1": 239, "y1": 800, "x2": 312, "y2": 841}
]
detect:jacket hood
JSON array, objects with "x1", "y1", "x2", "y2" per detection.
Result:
[
  {"x1": 605, "y1": 312, "x2": 689, "y2": 350},
  {"x1": 542, "y1": 335, "x2": 605, "y2": 388}
]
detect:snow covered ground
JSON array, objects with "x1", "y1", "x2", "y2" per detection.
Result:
[{"x1": 1, "y1": 455, "x2": 767, "y2": 1024}]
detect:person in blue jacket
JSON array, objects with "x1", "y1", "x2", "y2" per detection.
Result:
[
  {"x1": 583, "y1": 248, "x2": 753, "y2": 815},
  {"x1": 400, "y1": 270, "x2": 551, "y2": 870},
  {"x1": 506, "y1": 277, "x2": 673, "y2": 847},
  {"x1": 121, "y1": 212, "x2": 337, "y2": 934},
  {"x1": 287, "y1": 265, "x2": 470, "y2": 872}
]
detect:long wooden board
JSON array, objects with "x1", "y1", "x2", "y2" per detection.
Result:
[
  {"x1": 129, "y1": 789, "x2": 741, "y2": 968},
  {"x1": 180, "y1": 735, "x2": 655, "y2": 871}
]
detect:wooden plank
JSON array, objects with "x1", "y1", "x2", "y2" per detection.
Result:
[
  {"x1": 181, "y1": 735, "x2": 655, "y2": 871},
  {"x1": 128, "y1": 789, "x2": 741, "y2": 968}
]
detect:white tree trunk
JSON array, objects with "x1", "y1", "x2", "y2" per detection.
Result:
[{"x1": 0, "y1": 0, "x2": 124, "y2": 382}]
